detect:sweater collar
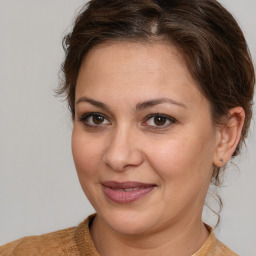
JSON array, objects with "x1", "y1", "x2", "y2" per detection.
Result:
[{"x1": 75, "y1": 214, "x2": 216, "y2": 256}]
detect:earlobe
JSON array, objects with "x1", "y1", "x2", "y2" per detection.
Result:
[{"x1": 213, "y1": 107, "x2": 245, "y2": 167}]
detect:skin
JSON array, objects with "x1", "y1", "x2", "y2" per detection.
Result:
[{"x1": 72, "y1": 41, "x2": 245, "y2": 256}]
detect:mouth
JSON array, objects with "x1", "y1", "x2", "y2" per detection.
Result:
[{"x1": 101, "y1": 181, "x2": 157, "y2": 204}]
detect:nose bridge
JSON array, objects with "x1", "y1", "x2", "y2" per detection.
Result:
[{"x1": 103, "y1": 123, "x2": 143, "y2": 171}]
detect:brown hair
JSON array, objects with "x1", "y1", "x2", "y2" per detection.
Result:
[{"x1": 59, "y1": 0, "x2": 255, "y2": 211}]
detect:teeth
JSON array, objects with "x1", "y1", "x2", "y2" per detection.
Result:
[
  {"x1": 111, "y1": 186, "x2": 152, "y2": 192},
  {"x1": 124, "y1": 188, "x2": 140, "y2": 192},
  {"x1": 113, "y1": 187, "x2": 142, "y2": 192}
]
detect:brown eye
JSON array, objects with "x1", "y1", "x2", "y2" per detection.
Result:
[
  {"x1": 92, "y1": 115, "x2": 105, "y2": 124},
  {"x1": 79, "y1": 113, "x2": 111, "y2": 127},
  {"x1": 154, "y1": 116, "x2": 167, "y2": 126},
  {"x1": 142, "y1": 114, "x2": 176, "y2": 128}
]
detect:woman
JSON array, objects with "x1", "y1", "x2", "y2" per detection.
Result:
[{"x1": 0, "y1": 0, "x2": 254, "y2": 255}]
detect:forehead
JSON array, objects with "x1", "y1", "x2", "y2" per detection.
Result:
[
  {"x1": 76, "y1": 41, "x2": 208, "y2": 110},
  {"x1": 78, "y1": 40, "x2": 187, "y2": 81}
]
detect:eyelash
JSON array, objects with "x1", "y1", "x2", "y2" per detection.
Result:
[
  {"x1": 142, "y1": 113, "x2": 176, "y2": 129},
  {"x1": 78, "y1": 112, "x2": 111, "y2": 129},
  {"x1": 78, "y1": 112, "x2": 176, "y2": 129}
]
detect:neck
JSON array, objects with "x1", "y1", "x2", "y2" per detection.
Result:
[{"x1": 90, "y1": 214, "x2": 210, "y2": 256}]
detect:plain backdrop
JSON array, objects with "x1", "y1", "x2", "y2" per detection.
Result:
[{"x1": 0, "y1": 1, "x2": 255, "y2": 255}]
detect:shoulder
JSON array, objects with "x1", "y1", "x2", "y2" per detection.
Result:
[
  {"x1": 211, "y1": 239, "x2": 238, "y2": 256},
  {"x1": 0, "y1": 214, "x2": 97, "y2": 256},
  {"x1": 0, "y1": 226, "x2": 79, "y2": 256},
  {"x1": 193, "y1": 225, "x2": 238, "y2": 256}
]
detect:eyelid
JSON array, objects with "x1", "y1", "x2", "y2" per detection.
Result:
[
  {"x1": 78, "y1": 112, "x2": 111, "y2": 127},
  {"x1": 78, "y1": 112, "x2": 176, "y2": 129},
  {"x1": 142, "y1": 113, "x2": 176, "y2": 128}
]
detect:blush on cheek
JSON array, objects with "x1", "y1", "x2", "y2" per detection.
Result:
[
  {"x1": 149, "y1": 141, "x2": 187, "y2": 176},
  {"x1": 73, "y1": 150, "x2": 100, "y2": 177},
  {"x1": 73, "y1": 139, "x2": 107, "y2": 181}
]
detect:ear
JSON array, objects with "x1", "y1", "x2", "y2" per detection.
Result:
[{"x1": 213, "y1": 107, "x2": 245, "y2": 167}]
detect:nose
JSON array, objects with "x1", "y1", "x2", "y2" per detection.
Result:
[{"x1": 103, "y1": 126, "x2": 144, "y2": 172}]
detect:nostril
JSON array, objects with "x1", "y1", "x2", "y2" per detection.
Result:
[
  {"x1": 102, "y1": 129, "x2": 144, "y2": 171},
  {"x1": 103, "y1": 146, "x2": 144, "y2": 171}
]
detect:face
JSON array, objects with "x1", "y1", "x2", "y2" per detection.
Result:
[{"x1": 72, "y1": 41, "x2": 220, "y2": 235}]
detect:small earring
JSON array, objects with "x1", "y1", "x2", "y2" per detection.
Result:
[{"x1": 220, "y1": 158, "x2": 224, "y2": 163}]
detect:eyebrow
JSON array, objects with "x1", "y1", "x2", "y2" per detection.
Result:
[
  {"x1": 76, "y1": 97, "x2": 186, "y2": 111},
  {"x1": 136, "y1": 97, "x2": 186, "y2": 111},
  {"x1": 76, "y1": 97, "x2": 110, "y2": 111}
]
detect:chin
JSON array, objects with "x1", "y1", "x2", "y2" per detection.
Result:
[{"x1": 97, "y1": 207, "x2": 159, "y2": 235}]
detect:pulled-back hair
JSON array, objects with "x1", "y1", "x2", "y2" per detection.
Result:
[{"x1": 59, "y1": 0, "x2": 255, "y2": 188}]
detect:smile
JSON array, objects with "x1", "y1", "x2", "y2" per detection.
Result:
[{"x1": 101, "y1": 181, "x2": 157, "y2": 204}]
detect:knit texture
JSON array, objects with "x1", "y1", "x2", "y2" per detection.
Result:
[{"x1": 0, "y1": 214, "x2": 237, "y2": 256}]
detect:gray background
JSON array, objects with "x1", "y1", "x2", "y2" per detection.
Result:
[{"x1": 0, "y1": 1, "x2": 255, "y2": 255}]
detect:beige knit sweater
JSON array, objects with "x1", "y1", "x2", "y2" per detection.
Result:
[{"x1": 0, "y1": 214, "x2": 238, "y2": 256}]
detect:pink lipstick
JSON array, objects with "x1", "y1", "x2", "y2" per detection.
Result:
[{"x1": 101, "y1": 181, "x2": 156, "y2": 203}]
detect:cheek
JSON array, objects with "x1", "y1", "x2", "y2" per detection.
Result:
[
  {"x1": 71, "y1": 127, "x2": 107, "y2": 205},
  {"x1": 145, "y1": 132, "x2": 215, "y2": 184},
  {"x1": 71, "y1": 127, "x2": 104, "y2": 179},
  {"x1": 145, "y1": 136, "x2": 192, "y2": 171},
  {"x1": 145, "y1": 135, "x2": 214, "y2": 213}
]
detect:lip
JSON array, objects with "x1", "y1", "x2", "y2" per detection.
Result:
[{"x1": 101, "y1": 181, "x2": 157, "y2": 204}]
